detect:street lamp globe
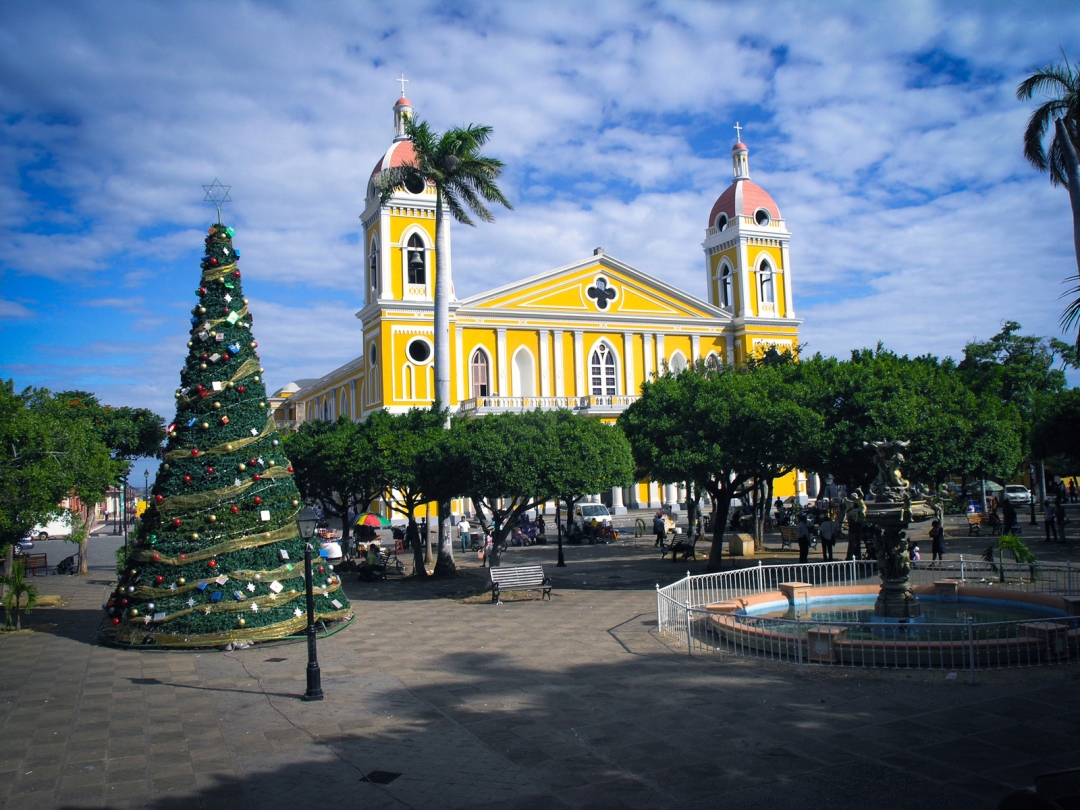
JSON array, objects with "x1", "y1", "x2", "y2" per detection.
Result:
[{"x1": 296, "y1": 505, "x2": 319, "y2": 540}]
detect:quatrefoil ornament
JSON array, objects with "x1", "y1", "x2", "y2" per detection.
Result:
[{"x1": 587, "y1": 277, "x2": 617, "y2": 310}]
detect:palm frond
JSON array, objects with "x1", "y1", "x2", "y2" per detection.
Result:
[
  {"x1": 1016, "y1": 66, "x2": 1075, "y2": 101},
  {"x1": 1059, "y1": 272, "x2": 1080, "y2": 337}
]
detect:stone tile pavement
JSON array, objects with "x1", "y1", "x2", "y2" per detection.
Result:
[{"x1": 1, "y1": 537, "x2": 1078, "y2": 809}]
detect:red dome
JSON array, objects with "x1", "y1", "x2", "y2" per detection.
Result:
[
  {"x1": 370, "y1": 140, "x2": 418, "y2": 180},
  {"x1": 732, "y1": 141, "x2": 748, "y2": 151},
  {"x1": 707, "y1": 179, "x2": 780, "y2": 227},
  {"x1": 395, "y1": 96, "x2": 413, "y2": 107}
]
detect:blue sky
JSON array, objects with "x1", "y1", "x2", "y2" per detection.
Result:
[{"x1": 2, "y1": 0, "x2": 1079, "y2": 446}]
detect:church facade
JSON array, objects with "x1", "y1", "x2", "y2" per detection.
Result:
[{"x1": 281, "y1": 95, "x2": 805, "y2": 511}]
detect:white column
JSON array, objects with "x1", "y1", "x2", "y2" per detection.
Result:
[
  {"x1": 379, "y1": 210, "x2": 392, "y2": 296},
  {"x1": 655, "y1": 334, "x2": 665, "y2": 373},
  {"x1": 349, "y1": 380, "x2": 357, "y2": 421},
  {"x1": 573, "y1": 330, "x2": 585, "y2": 396},
  {"x1": 539, "y1": 329, "x2": 551, "y2": 397},
  {"x1": 628, "y1": 482, "x2": 642, "y2": 509},
  {"x1": 496, "y1": 328, "x2": 507, "y2": 396},
  {"x1": 678, "y1": 482, "x2": 688, "y2": 506},
  {"x1": 649, "y1": 481, "x2": 662, "y2": 509},
  {"x1": 553, "y1": 330, "x2": 565, "y2": 397},
  {"x1": 808, "y1": 473, "x2": 820, "y2": 499},
  {"x1": 643, "y1": 333, "x2": 654, "y2": 380},
  {"x1": 725, "y1": 334, "x2": 735, "y2": 365},
  {"x1": 738, "y1": 240, "x2": 752, "y2": 317},
  {"x1": 663, "y1": 483, "x2": 678, "y2": 509},
  {"x1": 622, "y1": 332, "x2": 635, "y2": 397},
  {"x1": 780, "y1": 241, "x2": 795, "y2": 318},
  {"x1": 455, "y1": 326, "x2": 464, "y2": 404},
  {"x1": 611, "y1": 486, "x2": 627, "y2": 515},
  {"x1": 691, "y1": 335, "x2": 700, "y2": 363}
]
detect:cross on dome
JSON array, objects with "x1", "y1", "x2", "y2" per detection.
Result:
[
  {"x1": 397, "y1": 73, "x2": 409, "y2": 97},
  {"x1": 734, "y1": 122, "x2": 742, "y2": 142}
]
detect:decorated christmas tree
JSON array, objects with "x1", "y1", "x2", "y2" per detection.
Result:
[{"x1": 102, "y1": 187, "x2": 351, "y2": 647}]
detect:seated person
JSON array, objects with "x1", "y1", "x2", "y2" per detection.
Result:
[{"x1": 358, "y1": 543, "x2": 385, "y2": 580}]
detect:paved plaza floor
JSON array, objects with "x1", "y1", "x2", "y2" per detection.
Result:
[{"x1": 2, "y1": 523, "x2": 1079, "y2": 810}]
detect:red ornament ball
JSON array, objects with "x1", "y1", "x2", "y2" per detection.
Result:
[
  {"x1": 287, "y1": 466, "x2": 294, "y2": 473},
  {"x1": 248, "y1": 458, "x2": 256, "y2": 465},
  {"x1": 210, "y1": 257, "x2": 218, "y2": 266},
  {"x1": 223, "y1": 306, "x2": 230, "y2": 314},
  {"x1": 237, "y1": 385, "x2": 246, "y2": 393},
  {"x1": 155, "y1": 494, "x2": 163, "y2": 503},
  {"x1": 183, "y1": 475, "x2": 191, "y2": 483},
  {"x1": 201, "y1": 353, "x2": 209, "y2": 360},
  {"x1": 253, "y1": 496, "x2": 261, "y2": 504},
  {"x1": 154, "y1": 575, "x2": 164, "y2": 585},
  {"x1": 199, "y1": 287, "x2": 206, "y2": 295},
  {"x1": 179, "y1": 554, "x2": 187, "y2": 562},
  {"x1": 230, "y1": 506, "x2": 238, "y2": 514},
  {"x1": 121, "y1": 598, "x2": 128, "y2": 606},
  {"x1": 191, "y1": 449, "x2": 200, "y2": 456},
  {"x1": 318, "y1": 565, "x2": 325, "y2": 573},
  {"x1": 208, "y1": 560, "x2": 217, "y2": 569},
  {"x1": 152, "y1": 553, "x2": 161, "y2": 562},
  {"x1": 222, "y1": 353, "x2": 230, "y2": 361},
  {"x1": 206, "y1": 467, "x2": 215, "y2": 474},
  {"x1": 233, "y1": 270, "x2": 241, "y2": 278},
  {"x1": 172, "y1": 518, "x2": 182, "y2": 528},
  {"x1": 253, "y1": 474, "x2": 262, "y2": 482},
  {"x1": 112, "y1": 618, "x2": 120, "y2": 626}
]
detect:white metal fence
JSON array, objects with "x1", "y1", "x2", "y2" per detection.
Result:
[{"x1": 656, "y1": 558, "x2": 1079, "y2": 672}]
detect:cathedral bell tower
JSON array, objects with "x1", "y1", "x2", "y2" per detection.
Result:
[{"x1": 701, "y1": 126, "x2": 798, "y2": 361}]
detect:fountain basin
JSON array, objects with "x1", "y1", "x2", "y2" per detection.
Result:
[{"x1": 704, "y1": 584, "x2": 1080, "y2": 666}]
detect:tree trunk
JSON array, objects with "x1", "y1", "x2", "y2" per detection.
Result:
[
  {"x1": 407, "y1": 514, "x2": 425, "y2": 576},
  {"x1": 433, "y1": 497, "x2": 456, "y2": 577},
  {"x1": 1056, "y1": 119, "x2": 1080, "y2": 293},
  {"x1": 705, "y1": 485, "x2": 732, "y2": 572},
  {"x1": 433, "y1": 188, "x2": 451, "y2": 409},
  {"x1": 1, "y1": 543, "x2": 12, "y2": 604}
]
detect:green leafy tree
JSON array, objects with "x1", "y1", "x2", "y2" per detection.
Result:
[
  {"x1": 101, "y1": 221, "x2": 349, "y2": 647},
  {"x1": 546, "y1": 410, "x2": 635, "y2": 563},
  {"x1": 2, "y1": 561, "x2": 38, "y2": 631},
  {"x1": 415, "y1": 415, "x2": 471, "y2": 577},
  {"x1": 1032, "y1": 387, "x2": 1080, "y2": 475},
  {"x1": 620, "y1": 364, "x2": 823, "y2": 572},
  {"x1": 380, "y1": 407, "x2": 448, "y2": 576},
  {"x1": 285, "y1": 415, "x2": 389, "y2": 546},
  {"x1": 1017, "y1": 54, "x2": 1080, "y2": 341},
  {"x1": 982, "y1": 533, "x2": 1039, "y2": 583},
  {"x1": 456, "y1": 410, "x2": 554, "y2": 553}
]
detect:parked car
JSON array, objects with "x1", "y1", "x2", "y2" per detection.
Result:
[
  {"x1": 1004, "y1": 485, "x2": 1032, "y2": 506},
  {"x1": 575, "y1": 503, "x2": 612, "y2": 525},
  {"x1": 12, "y1": 537, "x2": 35, "y2": 554},
  {"x1": 29, "y1": 514, "x2": 73, "y2": 541}
]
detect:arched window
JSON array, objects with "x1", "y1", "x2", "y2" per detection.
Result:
[
  {"x1": 406, "y1": 234, "x2": 426, "y2": 285},
  {"x1": 718, "y1": 263, "x2": 733, "y2": 309},
  {"x1": 705, "y1": 352, "x2": 722, "y2": 371},
  {"x1": 759, "y1": 261, "x2": 774, "y2": 304},
  {"x1": 471, "y1": 351, "x2": 489, "y2": 398},
  {"x1": 669, "y1": 351, "x2": 688, "y2": 375},
  {"x1": 512, "y1": 348, "x2": 536, "y2": 397},
  {"x1": 590, "y1": 344, "x2": 617, "y2": 395},
  {"x1": 368, "y1": 240, "x2": 379, "y2": 293}
]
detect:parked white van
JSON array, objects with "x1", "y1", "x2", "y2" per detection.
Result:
[
  {"x1": 575, "y1": 504, "x2": 612, "y2": 524},
  {"x1": 30, "y1": 514, "x2": 73, "y2": 541}
]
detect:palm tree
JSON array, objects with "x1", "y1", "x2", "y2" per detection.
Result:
[
  {"x1": 373, "y1": 116, "x2": 512, "y2": 576},
  {"x1": 1017, "y1": 54, "x2": 1080, "y2": 344},
  {"x1": 2, "y1": 561, "x2": 39, "y2": 631}
]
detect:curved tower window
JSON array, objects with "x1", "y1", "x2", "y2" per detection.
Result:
[
  {"x1": 470, "y1": 351, "x2": 489, "y2": 398},
  {"x1": 759, "y1": 262, "x2": 774, "y2": 305},
  {"x1": 590, "y1": 344, "x2": 617, "y2": 396},
  {"x1": 719, "y1": 264, "x2": 733, "y2": 309},
  {"x1": 406, "y1": 234, "x2": 426, "y2": 285},
  {"x1": 669, "y1": 351, "x2": 688, "y2": 375},
  {"x1": 368, "y1": 240, "x2": 379, "y2": 293}
]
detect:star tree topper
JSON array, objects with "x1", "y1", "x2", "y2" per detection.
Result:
[{"x1": 202, "y1": 178, "x2": 232, "y2": 224}]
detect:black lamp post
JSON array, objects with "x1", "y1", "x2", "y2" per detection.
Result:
[
  {"x1": 296, "y1": 505, "x2": 324, "y2": 702},
  {"x1": 556, "y1": 498, "x2": 566, "y2": 567},
  {"x1": 143, "y1": 470, "x2": 149, "y2": 510},
  {"x1": 1028, "y1": 463, "x2": 1037, "y2": 526}
]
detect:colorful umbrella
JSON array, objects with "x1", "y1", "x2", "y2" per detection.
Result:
[{"x1": 355, "y1": 512, "x2": 391, "y2": 528}]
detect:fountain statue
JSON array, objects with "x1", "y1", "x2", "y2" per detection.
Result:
[{"x1": 860, "y1": 440, "x2": 932, "y2": 621}]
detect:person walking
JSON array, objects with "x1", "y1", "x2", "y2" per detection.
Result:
[
  {"x1": 796, "y1": 514, "x2": 811, "y2": 564},
  {"x1": 818, "y1": 514, "x2": 837, "y2": 561},
  {"x1": 458, "y1": 517, "x2": 471, "y2": 554},
  {"x1": 929, "y1": 519, "x2": 945, "y2": 563},
  {"x1": 1002, "y1": 498, "x2": 1018, "y2": 535},
  {"x1": 653, "y1": 512, "x2": 667, "y2": 548},
  {"x1": 1044, "y1": 498, "x2": 1059, "y2": 542}
]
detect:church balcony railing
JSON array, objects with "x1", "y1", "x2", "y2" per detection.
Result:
[{"x1": 458, "y1": 395, "x2": 640, "y2": 416}]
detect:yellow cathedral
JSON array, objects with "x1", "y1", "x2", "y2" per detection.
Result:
[{"x1": 276, "y1": 96, "x2": 805, "y2": 513}]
